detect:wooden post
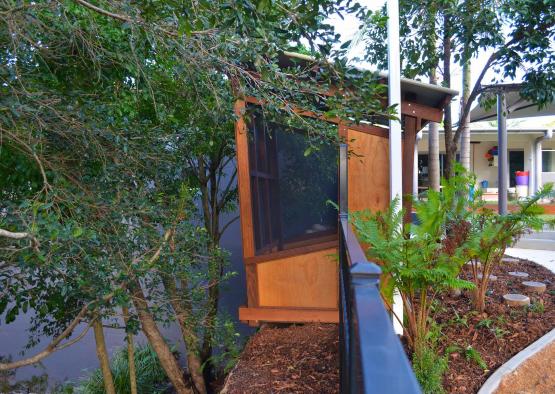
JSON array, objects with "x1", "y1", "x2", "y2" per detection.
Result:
[{"x1": 402, "y1": 116, "x2": 418, "y2": 224}]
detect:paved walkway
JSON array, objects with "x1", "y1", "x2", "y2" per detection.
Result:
[
  {"x1": 506, "y1": 248, "x2": 555, "y2": 273},
  {"x1": 515, "y1": 229, "x2": 555, "y2": 251},
  {"x1": 494, "y1": 341, "x2": 555, "y2": 394}
]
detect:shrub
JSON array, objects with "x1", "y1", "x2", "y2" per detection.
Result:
[
  {"x1": 412, "y1": 345, "x2": 448, "y2": 394},
  {"x1": 466, "y1": 184, "x2": 554, "y2": 312},
  {"x1": 352, "y1": 169, "x2": 475, "y2": 354},
  {"x1": 76, "y1": 344, "x2": 168, "y2": 394}
]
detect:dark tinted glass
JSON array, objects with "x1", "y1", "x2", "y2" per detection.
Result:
[{"x1": 248, "y1": 110, "x2": 338, "y2": 255}]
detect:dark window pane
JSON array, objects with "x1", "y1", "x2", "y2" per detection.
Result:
[
  {"x1": 247, "y1": 109, "x2": 338, "y2": 255},
  {"x1": 543, "y1": 151, "x2": 555, "y2": 172}
]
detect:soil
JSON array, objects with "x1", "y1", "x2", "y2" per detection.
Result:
[
  {"x1": 438, "y1": 259, "x2": 555, "y2": 394},
  {"x1": 222, "y1": 323, "x2": 338, "y2": 394},
  {"x1": 495, "y1": 341, "x2": 555, "y2": 394}
]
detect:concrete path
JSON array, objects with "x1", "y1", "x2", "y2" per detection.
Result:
[
  {"x1": 506, "y1": 248, "x2": 555, "y2": 273},
  {"x1": 514, "y1": 229, "x2": 555, "y2": 251},
  {"x1": 478, "y1": 330, "x2": 555, "y2": 394}
]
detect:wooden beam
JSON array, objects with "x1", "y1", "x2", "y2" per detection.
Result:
[
  {"x1": 244, "y1": 239, "x2": 338, "y2": 265},
  {"x1": 243, "y1": 96, "x2": 389, "y2": 137},
  {"x1": 239, "y1": 306, "x2": 339, "y2": 324},
  {"x1": 402, "y1": 101, "x2": 443, "y2": 124},
  {"x1": 234, "y1": 100, "x2": 259, "y2": 313},
  {"x1": 234, "y1": 99, "x2": 255, "y2": 258}
]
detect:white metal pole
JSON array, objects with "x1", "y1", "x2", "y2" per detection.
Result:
[
  {"x1": 388, "y1": 0, "x2": 403, "y2": 204},
  {"x1": 497, "y1": 92, "x2": 508, "y2": 215},
  {"x1": 387, "y1": 0, "x2": 404, "y2": 335}
]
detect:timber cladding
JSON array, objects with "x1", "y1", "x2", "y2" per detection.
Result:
[
  {"x1": 256, "y1": 248, "x2": 338, "y2": 309},
  {"x1": 234, "y1": 98, "x2": 421, "y2": 325},
  {"x1": 347, "y1": 128, "x2": 390, "y2": 213}
]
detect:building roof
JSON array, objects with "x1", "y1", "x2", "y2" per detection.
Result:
[
  {"x1": 470, "y1": 85, "x2": 555, "y2": 122},
  {"x1": 279, "y1": 51, "x2": 458, "y2": 111},
  {"x1": 422, "y1": 127, "x2": 550, "y2": 135}
]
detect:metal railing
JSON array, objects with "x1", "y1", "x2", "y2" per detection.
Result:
[{"x1": 338, "y1": 144, "x2": 421, "y2": 394}]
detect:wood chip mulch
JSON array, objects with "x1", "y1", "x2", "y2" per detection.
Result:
[
  {"x1": 223, "y1": 259, "x2": 553, "y2": 394},
  {"x1": 438, "y1": 258, "x2": 555, "y2": 394},
  {"x1": 222, "y1": 323, "x2": 339, "y2": 394}
]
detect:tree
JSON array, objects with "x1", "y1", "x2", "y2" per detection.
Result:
[
  {"x1": 360, "y1": 0, "x2": 555, "y2": 178},
  {"x1": 1, "y1": 1, "x2": 389, "y2": 392}
]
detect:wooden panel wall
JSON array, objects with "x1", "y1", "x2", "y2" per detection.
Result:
[
  {"x1": 256, "y1": 248, "x2": 338, "y2": 308},
  {"x1": 347, "y1": 128, "x2": 390, "y2": 213}
]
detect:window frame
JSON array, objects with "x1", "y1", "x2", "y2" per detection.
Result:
[
  {"x1": 246, "y1": 107, "x2": 340, "y2": 260},
  {"x1": 542, "y1": 149, "x2": 555, "y2": 173}
]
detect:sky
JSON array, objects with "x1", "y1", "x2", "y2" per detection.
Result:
[{"x1": 328, "y1": 0, "x2": 555, "y2": 128}]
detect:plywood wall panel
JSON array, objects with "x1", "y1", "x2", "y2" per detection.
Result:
[
  {"x1": 347, "y1": 129, "x2": 390, "y2": 213},
  {"x1": 257, "y1": 248, "x2": 338, "y2": 308}
]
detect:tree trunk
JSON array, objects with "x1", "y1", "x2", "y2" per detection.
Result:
[
  {"x1": 442, "y1": 13, "x2": 455, "y2": 179},
  {"x1": 460, "y1": 49, "x2": 472, "y2": 171},
  {"x1": 123, "y1": 307, "x2": 138, "y2": 394},
  {"x1": 132, "y1": 286, "x2": 193, "y2": 394},
  {"x1": 428, "y1": 69, "x2": 441, "y2": 191},
  {"x1": 201, "y1": 252, "x2": 222, "y2": 379},
  {"x1": 199, "y1": 156, "x2": 224, "y2": 380},
  {"x1": 92, "y1": 319, "x2": 116, "y2": 394},
  {"x1": 162, "y1": 276, "x2": 208, "y2": 394}
]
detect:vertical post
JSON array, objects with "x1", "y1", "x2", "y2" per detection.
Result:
[
  {"x1": 388, "y1": 0, "x2": 403, "y2": 204},
  {"x1": 535, "y1": 139, "x2": 542, "y2": 194},
  {"x1": 497, "y1": 92, "x2": 508, "y2": 215},
  {"x1": 338, "y1": 143, "x2": 348, "y2": 393},
  {"x1": 387, "y1": 0, "x2": 404, "y2": 335},
  {"x1": 339, "y1": 144, "x2": 348, "y2": 219},
  {"x1": 402, "y1": 116, "x2": 417, "y2": 224},
  {"x1": 414, "y1": 131, "x2": 422, "y2": 197}
]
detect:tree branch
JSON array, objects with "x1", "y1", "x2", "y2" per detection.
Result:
[
  {"x1": 0, "y1": 229, "x2": 29, "y2": 239},
  {"x1": 0, "y1": 305, "x2": 90, "y2": 370},
  {"x1": 72, "y1": 0, "x2": 216, "y2": 36},
  {"x1": 456, "y1": 19, "x2": 555, "y2": 140}
]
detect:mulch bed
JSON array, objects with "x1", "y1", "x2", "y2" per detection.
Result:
[
  {"x1": 222, "y1": 323, "x2": 338, "y2": 393},
  {"x1": 437, "y1": 258, "x2": 555, "y2": 393},
  {"x1": 223, "y1": 259, "x2": 554, "y2": 394}
]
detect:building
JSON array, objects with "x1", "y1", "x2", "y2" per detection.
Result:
[{"x1": 416, "y1": 121, "x2": 555, "y2": 198}]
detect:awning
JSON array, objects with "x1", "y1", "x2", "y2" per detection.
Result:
[{"x1": 470, "y1": 89, "x2": 555, "y2": 122}]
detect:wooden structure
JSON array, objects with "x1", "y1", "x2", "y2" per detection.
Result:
[{"x1": 235, "y1": 56, "x2": 457, "y2": 324}]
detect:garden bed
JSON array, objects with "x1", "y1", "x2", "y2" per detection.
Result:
[
  {"x1": 222, "y1": 324, "x2": 338, "y2": 393},
  {"x1": 437, "y1": 258, "x2": 555, "y2": 393},
  {"x1": 223, "y1": 259, "x2": 553, "y2": 394}
]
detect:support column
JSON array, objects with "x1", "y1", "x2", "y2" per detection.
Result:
[
  {"x1": 402, "y1": 116, "x2": 417, "y2": 224},
  {"x1": 413, "y1": 132, "x2": 422, "y2": 197},
  {"x1": 497, "y1": 92, "x2": 508, "y2": 215},
  {"x1": 387, "y1": 0, "x2": 403, "y2": 335},
  {"x1": 387, "y1": 0, "x2": 402, "y2": 206}
]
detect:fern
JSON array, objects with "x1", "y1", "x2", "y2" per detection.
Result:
[
  {"x1": 352, "y1": 165, "x2": 476, "y2": 353},
  {"x1": 465, "y1": 346, "x2": 488, "y2": 371},
  {"x1": 467, "y1": 183, "x2": 554, "y2": 312}
]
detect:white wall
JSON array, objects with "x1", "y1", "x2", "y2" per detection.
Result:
[
  {"x1": 542, "y1": 138, "x2": 555, "y2": 186},
  {"x1": 416, "y1": 132, "x2": 537, "y2": 190}
]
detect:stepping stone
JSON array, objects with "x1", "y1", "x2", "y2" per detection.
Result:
[
  {"x1": 477, "y1": 273, "x2": 497, "y2": 281},
  {"x1": 450, "y1": 288, "x2": 462, "y2": 297},
  {"x1": 503, "y1": 293, "x2": 530, "y2": 307},
  {"x1": 508, "y1": 271, "x2": 529, "y2": 278},
  {"x1": 465, "y1": 261, "x2": 481, "y2": 268},
  {"x1": 522, "y1": 281, "x2": 547, "y2": 294},
  {"x1": 502, "y1": 257, "x2": 519, "y2": 263}
]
